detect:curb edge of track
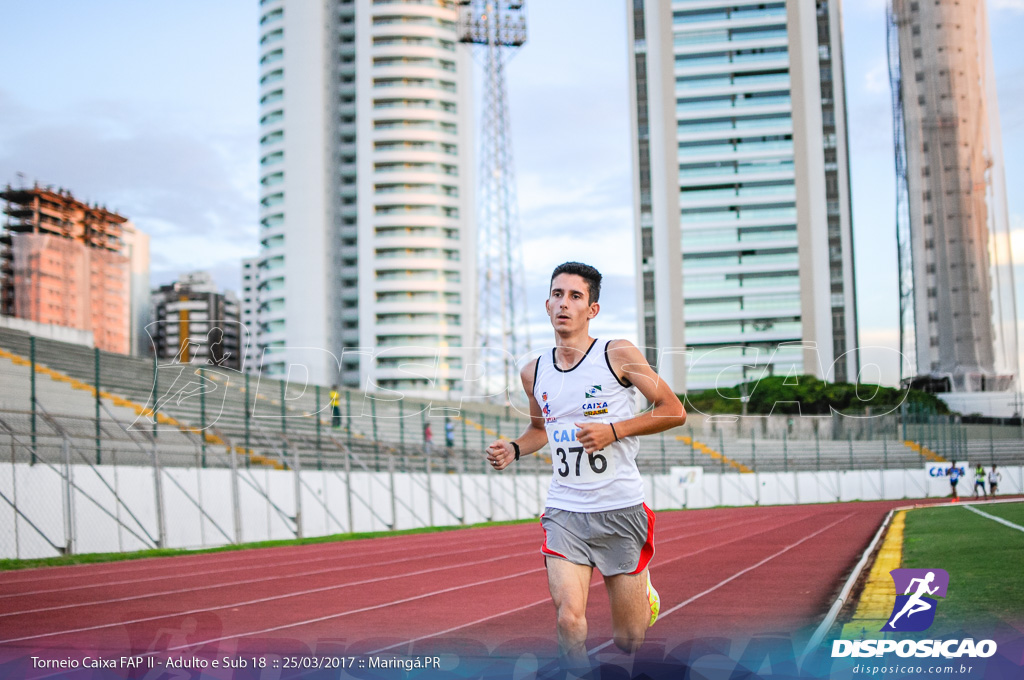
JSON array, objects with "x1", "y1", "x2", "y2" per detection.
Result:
[{"x1": 799, "y1": 495, "x2": 1024, "y2": 662}]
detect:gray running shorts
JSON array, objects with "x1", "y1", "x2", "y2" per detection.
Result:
[{"x1": 540, "y1": 503, "x2": 655, "y2": 576}]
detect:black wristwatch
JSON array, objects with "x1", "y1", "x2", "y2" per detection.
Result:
[{"x1": 510, "y1": 440, "x2": 521, "y2": 461}]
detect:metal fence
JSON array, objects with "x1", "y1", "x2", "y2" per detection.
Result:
[
  {"x1": 0, "y1": 399, "x2": 554, "y2": 560},
  {"x1": 1, "y1": 329, "x2": 1022, "y2": 560}
]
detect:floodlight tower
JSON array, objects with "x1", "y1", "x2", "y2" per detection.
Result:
[{"x1": 457, "y1": 0, "x2": 529, "y2": 399}]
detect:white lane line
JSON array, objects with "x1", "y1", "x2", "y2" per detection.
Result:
[
  {"x1": 0, "y1": 537, "x2": 540, "y2": 618},
  {"x1": 0, "y1": 549, "x2": 541, "y2": 645},
  {"x1": 0, "y1": 522, "x2": 545, "y2": 598},
  {"x1": 1, "y1": 513, "x2": 747, "y2": 612},
  {"x1": 0, "y1": 523, "x2": 536, "y2": 590},
  {"x1": 0, "y1": 510, "x2": 726, "y2": 595},
  {"x1": 587, "y1": 512, "x2": 856, "y2": 657},
  {"x1": 160, "y1": 566, "x2": 547, "y2": 653},
  {"x1": 166, "y1": 515, "x2": 793, "y2": 654},
  {"x1": 6, "y1": 503, "x2": 745, "y2": 585},
  {"x1": 367, "y1": 597, "x2": 553, "y2": 655},
  {"x1": 20, "y1": 512, "x2": 791, "y2": 680},
  {"x1": 963, "y1": 503, "x2": 1024, "y2": 533},
  {"x1": 365, "y1": 511, "x2": 829, "y2": 655},
  {"x1": 6, "y1": 506, "x2": 725, "y2": 586},
  {"x1": 0, "y1": 510, "x2": 778, "y2": 647},
  {"x1": 19, "y1": 514, "x2": 764, "y2": 650},
  {"x1": 0, "y1": 512, "x2": 778, "y2": 645}
]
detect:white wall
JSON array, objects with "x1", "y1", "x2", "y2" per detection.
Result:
[{"x1": 2, "y1": 463, "x2": 1021, "y2": 560}]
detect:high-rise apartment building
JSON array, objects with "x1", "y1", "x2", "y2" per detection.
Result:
[
  {"x1": 240, "y1": 256, "x2": 260, "y2": 374},
  {"x1": 627, "y1": 0, "x2": 859, "y2": 392},
  {"x1": 256, "y1": 0, "x2": 475, "y2": 397},
  {"x1": 150, "y1": 272, "x2": 242, "y2": 370},
  {"x1": 889, "y1": 0, "x2": 1018, "y2": 392}
]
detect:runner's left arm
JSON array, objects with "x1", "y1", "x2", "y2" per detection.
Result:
[{"x1": 575, "y1": 339, "x2": 686, "y2": 455}]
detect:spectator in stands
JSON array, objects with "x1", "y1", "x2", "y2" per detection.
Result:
[
  {"x1": 423, "y1": 422, "x2": 433, "y2": 456},
  {"x1": 973, "y1": 463, "x2": 987, "y2": 498},
  {"x1": 988, "y1": 465, "x2": 1001, "y2": 496},
  {"x1": 947, "y1": 461, "x2": 961, "y2": 500},
  {"x1": 330, "y1": 386, "x2": 341, "y2": 430},
  {"x1": 445, "y1": 418, "x2": 455, "y2": 453}
]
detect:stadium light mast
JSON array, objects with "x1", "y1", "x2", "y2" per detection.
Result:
[{"x1": 457, "y1": 0, "x2": 530, "y2": 400}]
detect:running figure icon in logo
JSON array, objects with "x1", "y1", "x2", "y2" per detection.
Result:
[{"x1": 881, "y1": 568, "x2": 950, "y2": 632}]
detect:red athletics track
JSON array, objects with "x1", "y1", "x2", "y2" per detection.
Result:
[{"x1": 0, "y1": 499, "x2": 947, "y2": 667}]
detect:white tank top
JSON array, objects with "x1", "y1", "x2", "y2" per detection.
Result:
[{"x1": 533, "y1": 338, "x2": 643, "y2": 512}]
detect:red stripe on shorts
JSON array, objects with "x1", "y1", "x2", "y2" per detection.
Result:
[
  {"x1": 539, "y1": 513, "x2": 567, "y2": 559},
  {"x1": 630, "y1": 503, "x2": 656, "y2": 574}
]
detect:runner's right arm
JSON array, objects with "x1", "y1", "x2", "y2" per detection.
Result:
[{"x1": 486, "y1": 360, "x2": 548, "y2": 471}]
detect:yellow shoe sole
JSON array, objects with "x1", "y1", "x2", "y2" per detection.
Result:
[{"x1": 647, "y1": 573, "x2": 660, "y2": 627}]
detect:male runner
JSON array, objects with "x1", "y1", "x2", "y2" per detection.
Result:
[
  {"x1": 988, "y1": 465, "x2": 1001, "y2": 496},
  {"x1": 947, "y1": 461, "x2": 961, "y2": 499},
  {"x1": 973, "y1": 463, "x2": 987, "y2": 498},
  {"x1": 486, "y1": 262, "x2": 687, "y2": 670}
]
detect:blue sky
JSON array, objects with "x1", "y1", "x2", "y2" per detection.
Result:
[{"x1": 1, "y1": 0, "x2": 1022, "y2": 386}]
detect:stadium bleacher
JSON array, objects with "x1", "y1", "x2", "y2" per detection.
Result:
[{"x1": 1, "y1": 326, "x2": 1021, "y2": 477}]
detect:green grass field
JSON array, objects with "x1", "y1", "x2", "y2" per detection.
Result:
[{"x1": 902, "y1": 501, "x2": 1024, "y2": 634}]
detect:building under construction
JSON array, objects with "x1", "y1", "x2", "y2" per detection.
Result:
[
  {"x1": 0, "y1": 182, "x2": 134, "y2": 354},
  {"x1": 889, "y1": 0, "x2": 1018, "y2": 392}
]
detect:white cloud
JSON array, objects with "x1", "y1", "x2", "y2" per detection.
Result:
[
  {"x1": 986, "y1": 214, "x2": 1024, "y2": 266},
  {"x1": 521, "y1": 229, "x2": 634, "y2": 279},
  {"x1": 863, "y1": 58, "x2": 890, "y2": 95},
  {"x1": 0, "y1": 93, "x2": 257, "y2": 294},
  {"x1": 992, "y1": 0, "x2": 1024, "y2": 14},
  {"x1": 1011, "y1": 214, "x2": 1024, "y2": 265}
]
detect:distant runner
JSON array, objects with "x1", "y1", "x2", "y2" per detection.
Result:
[
  {"x1": 973, "y1": 463, "x2": 987, "y2": 498},
  {"x1": 988, "y1": 465, "x2": 1001, "y2": 496},
  {"x1": 947, "y1": 461, "x2": 961, "y2": 499}
]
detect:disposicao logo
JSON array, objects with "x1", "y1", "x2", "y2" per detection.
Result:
[
  {"x1": 832, "y1": 568, "x2": 997, "y2": 659},
  {"x1": 882, "y1": 568, "x2": 948, "y2": 632}
]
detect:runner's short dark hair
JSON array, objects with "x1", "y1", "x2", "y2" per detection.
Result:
[{"x1": 550, "y1": 262, "x2": 602, "y2": 304}]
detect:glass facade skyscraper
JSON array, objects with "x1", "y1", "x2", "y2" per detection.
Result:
[{"x1": 628, "y1": 0, "x2": 859, "y2": 392}]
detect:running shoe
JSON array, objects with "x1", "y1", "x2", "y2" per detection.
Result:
[{"x1": 647, "y1": 572, "x2": 660, "y2": 627}]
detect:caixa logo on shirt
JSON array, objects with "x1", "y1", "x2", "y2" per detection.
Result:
[{"x1": 882, "y1": 568, "x2": 949, "y2": 632}]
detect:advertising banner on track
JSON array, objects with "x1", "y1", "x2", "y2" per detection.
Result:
[{"x1": 926, "y1": 462, "x2": 964, "y2": 479}]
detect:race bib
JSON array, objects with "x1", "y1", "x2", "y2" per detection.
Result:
[{"x1": 550, "y1": 443, "x2": 617, "y2": 483}]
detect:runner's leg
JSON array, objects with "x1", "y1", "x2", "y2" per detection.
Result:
[
  {"x1": 546, "y1": 557, "x2": 593, "y2": 670},
  {"x1": 604, "y1": 569, "x2": 650, "y2": 653}
]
